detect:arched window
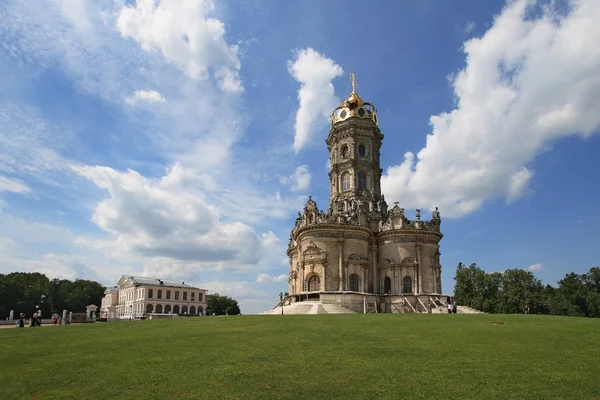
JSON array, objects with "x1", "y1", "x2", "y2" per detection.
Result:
[
  {"x1": 342, "y1": 172, "x2": 351, "y2": 191},
  {"x1": 146, "y1": 304, "x2": 153, "y2": 313},
  {"x1": 173, "y1": 305, "x2": 180, "y2": 314},
  {"x1": 190, "y1": 306, "x2": 196, "y2": 315},
  {"x1": 403, "y1": 276, "x2": 413, "y2": 294},
  {"x1": 198, "y1": 307, "x2": 203, "y2": 315},
  {"x1": 182, "y1": 306, "x2": 188, "y2": 314},
  {"x1": 155, "y1": 304, "x2": 163, "y2": 313},
  {"x1": 349, "y1": 274, "x2": 359, "y2": 291},
  {"x1": 384, "y1": 277, "x2": 392, "y2": 294},
  {"x1": 342, "y1": 146, "x2": 349, "y2": 158},
  {"x1": 165, "y1": 305, "x2": 172, "y2": 314},
  {"x1": 357, "y1": 171, "x2": 367, "y2": 190},
  {"x1": 358, "y1": 144, "x2": 366, "y2": 157},
  {"x1": 307, "y1": 275, "x2": 321, "y2": 292}
]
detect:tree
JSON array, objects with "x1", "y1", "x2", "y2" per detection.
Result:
[
  {"x1": 206, "y1": 293, "x2": 241, "y2": 316},
  {"x1": 453, "y1": 262, "x2": 485, "y2": 306},
  {"x1": 452, "y1": 263, "x2": 600, "y2": 318},
  {"x1": 0, "y1": 273, "x2": 105, "y2": 318},
  {"x1": 500, "y1": 269, "x2": 543, "y2": 314}
]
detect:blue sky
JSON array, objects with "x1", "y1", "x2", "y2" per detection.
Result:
[{"x1": 1, "y1": 0, "x2": 599, "y2": 314}]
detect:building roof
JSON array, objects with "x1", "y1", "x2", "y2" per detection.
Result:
[
  {"x1": 105, "y1": 286, "x2": 119, "y2": 293},
  {"x1": 123, "y1": 275, "x2": 202, "y2": 289}
]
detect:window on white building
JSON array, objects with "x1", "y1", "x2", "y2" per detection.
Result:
[
  {"x1": 148, "y1": 289, "x2": 153, "y2": 299},
  {"x1": 158, "y1": 290, "x2": 162, "y2": 299},
  {"x1": 342, "y1": 172, "x2": 351, "y2": 191},
  {"x1": 166, "y1": 290, "x2": 171, "y2": 300},
  {"x1": 183, "y1": 292, "x2": 187, "y2": 301},
  {"x1": 175, "y1": 291, "x2": 179, "y2": 300},
  {"x1": 357, "y1": 171, "x2": 367, "y2": 190}
]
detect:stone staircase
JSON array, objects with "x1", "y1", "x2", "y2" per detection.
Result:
[
  {"x1": 456, "y1": 305, "x2": 485, "y2": 314},
  {"x1": 261, "y1": 301, "x2": 356, "y2": 315}
]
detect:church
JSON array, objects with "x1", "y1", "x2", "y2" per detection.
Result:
[{"x1": 279, "y1": 74, "x2": 447, "y2": 314}]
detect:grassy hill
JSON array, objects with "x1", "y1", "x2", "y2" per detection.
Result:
[{"x1": 1, "y1": 314, "x2": 599, "y2": 399}]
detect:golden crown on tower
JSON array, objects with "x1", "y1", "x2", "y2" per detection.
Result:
[{"x1": 331, "y1": 72, "x2": 378, "y2": 126}]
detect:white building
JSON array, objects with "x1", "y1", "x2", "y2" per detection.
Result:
[{"x1": 101, "y1": 276, "x2": 207, "y2": 319}]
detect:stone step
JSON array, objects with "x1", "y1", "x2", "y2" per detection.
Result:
[{"x1": 262, "y1": 301, "x2": 356, "y2": 315}]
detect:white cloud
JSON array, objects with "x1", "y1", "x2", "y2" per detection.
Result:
[
  {"x1": 256, "y1": 273, "x2": 288, "y2": 284},
  {"x1": 288, "y1": 48, "x2": 343, "y2": 152},
  {"x1": 0, "y1": 105, "x2": 71, "y2": 187},
  {"x1": 381, "y1": 0, "x2": 600, "y2": 218},
  {"x1": 0, "y1": 175, "x2": 31, "y2": 194},
  {"x1": 279, "y1": 165, "x2": 312, "y2": 192},
  {"x1": 57, "y1": 0, "x2": 92, "y2": 33},
  {"x1": 73, "y1": 164, "x2": 265, "y2": 266},
  {"x1": 464, "y1": 20, "x2": 476, "y2": 34},
  {"x1": 116, "y1": 0, "x2": 242, "y2": 93},
  {"x1": 528, "y1": 263, "x2": 543, "y2": 271},
  {"x1": 126, "y1": 90, "x2": 166, "y2": 105}
]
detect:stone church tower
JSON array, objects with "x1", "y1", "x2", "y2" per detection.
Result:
[{"x1": 285, "y1": 74, "x2": 445, "y2": 313}]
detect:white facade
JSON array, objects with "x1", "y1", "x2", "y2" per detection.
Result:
[{"x1": 101, "y1": 276, "x2": 207, "y2": 319}]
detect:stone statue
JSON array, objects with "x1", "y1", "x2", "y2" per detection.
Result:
[
  {"x1": 9, "y1": 310, "x2": 14, "y2": 320},
  {"x1": 378, "y1": 196, "x2": 388, "y2": 215},
  {"x1": 432, "y1": 207, "x2": 440, "y2": 219},
  {"x1": 416, "y1": 209, "x2": 421, "y2": 221}
]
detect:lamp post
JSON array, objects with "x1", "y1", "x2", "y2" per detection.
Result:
[
  {"x1": 130, "y1": 304, "x2": 133, "y2": 320},
  {"x1": 279, "y1": 292, "x2": 284, "y2": 315}
]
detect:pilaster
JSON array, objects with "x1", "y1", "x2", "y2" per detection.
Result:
[{"x1": 338, "y1": 240, "x2": 344, "y2": 291}]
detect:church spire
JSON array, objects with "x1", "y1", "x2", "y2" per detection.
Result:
[
  {"x1": 350, "y1": 72, "x2": 358, "y2": 94},
  {"x1": 343, "y1": 72, "x2": 364, "y2": 107},
  {"x1": 330, "y1": 72, "x2": 377, "y2": 126}
]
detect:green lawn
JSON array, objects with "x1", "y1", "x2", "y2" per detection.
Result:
[{"x1": 1, "y1": 314, "x2": 599, "y2": 400}]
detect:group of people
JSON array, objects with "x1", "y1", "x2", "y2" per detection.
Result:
[
  {"x1": 447, "y1": 296, "x2": 457, "y2": 314},
  {"x1": 15, "y1": 310, "x2": 44, "y2": 328}
]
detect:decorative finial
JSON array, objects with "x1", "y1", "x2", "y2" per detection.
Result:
[
  {"x1": 350, "y1": 72, "x2": 357, "y2": 94},
  {"x1": 308, "y1": 195, "x2": 312, "y2": 201},
  {"x1": 394, "y1": 201, "x2": 399, "y2": 206}
]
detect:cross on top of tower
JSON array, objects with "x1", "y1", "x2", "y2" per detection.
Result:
[{"x1": 350, "y1": 72, "x2": 357, "y2": 94}]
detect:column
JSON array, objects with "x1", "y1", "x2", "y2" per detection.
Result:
[
  {"x1": 323, "y1": 262, "x2": 327, "y2": 291},
  {"x1": 300, "y1": 264, "x2": 305, "y2": 292},
  {"x1": 418, "y1": 245, "x2": 423, "y2": 294},
  {"x1": 370, "y1": 245, "x2": 378, "y2": 294},
  {"x1": 432, "y1": 265, "x2": 437, "y2": 294},
  {"x1": 338, "y1": 240, "x2": 344, "y2": 291},
  {"x1": 413, "y1": 268, "x2": 418, "y2": 295},
  {"x1": 364, "y1": 266, "x2": 368, "y2": 293},
  {"x1": 344, "y1": 264, "x2": 349, "y2": 291},
  {"x1": 393, "y1": 266, "x2": 398, "y2": 294}
]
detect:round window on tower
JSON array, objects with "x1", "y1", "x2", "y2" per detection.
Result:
[
  {"x1": 340, "y1": 110, "x2": 347, "y2": 119},
  {"x1": 358, "y1": 144, "x2": 366, "y2": 157},
  {"x1": 358, "y1": 107, "x2": 365, "y2": 117}
]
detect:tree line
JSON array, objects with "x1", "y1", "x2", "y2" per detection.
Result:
[
  {"x1": 453, "y1": 263, "x2": 600, "y2": 317},
  {"x1": 0, "y1": 272, "x2": 105, "y2": 318},
  {"x1": 0, "y1": 272, "x2": 244, "y2": 319},
  {"x1": 206, "y1": 293, "x2": 241, "y2": 316}
]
